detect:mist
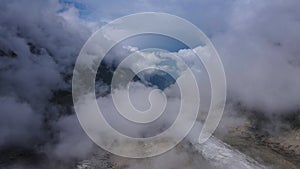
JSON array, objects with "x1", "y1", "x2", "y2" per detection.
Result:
[{"x1": 0, "y1": 0, "x2": 300, "y2": 168}]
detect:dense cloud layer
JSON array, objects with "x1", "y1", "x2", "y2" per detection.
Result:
[
  {"x1": 215, "y1": 0, "x2": 300, "y2": 114},
  {"x1": 0, "y1": 0, "x2": 97, "y2": 167},
  {"x1": 0, "y1": 0, "x2": 300, "y2": 168},
  {"x1": 67, "y1": 0, "x2": 300, "y2": 114}
]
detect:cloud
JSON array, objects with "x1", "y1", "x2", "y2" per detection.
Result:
[
  {"x1": 0, "y1": 0, "x2": 97, "y2": 166},
  {"x1": 1, "y1": 0, "x2": 300, "y2": 168},
  {"x1": 0, "y1": 96, "x2": 42, "y2": 147},
  {"x1": 213, "y1": 0, "x2": 300, "y2": 114}
]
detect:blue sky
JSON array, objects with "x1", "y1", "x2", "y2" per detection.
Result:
[
  {"x1": 58, "y1": 0, "x2": 233, "y2": 37},
  {"x1": 59, "y1": 0, "x2": 91, "y2": 19},
  {"x1": 58, "y1": 0, "x2": 231, "y2": 51}
]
